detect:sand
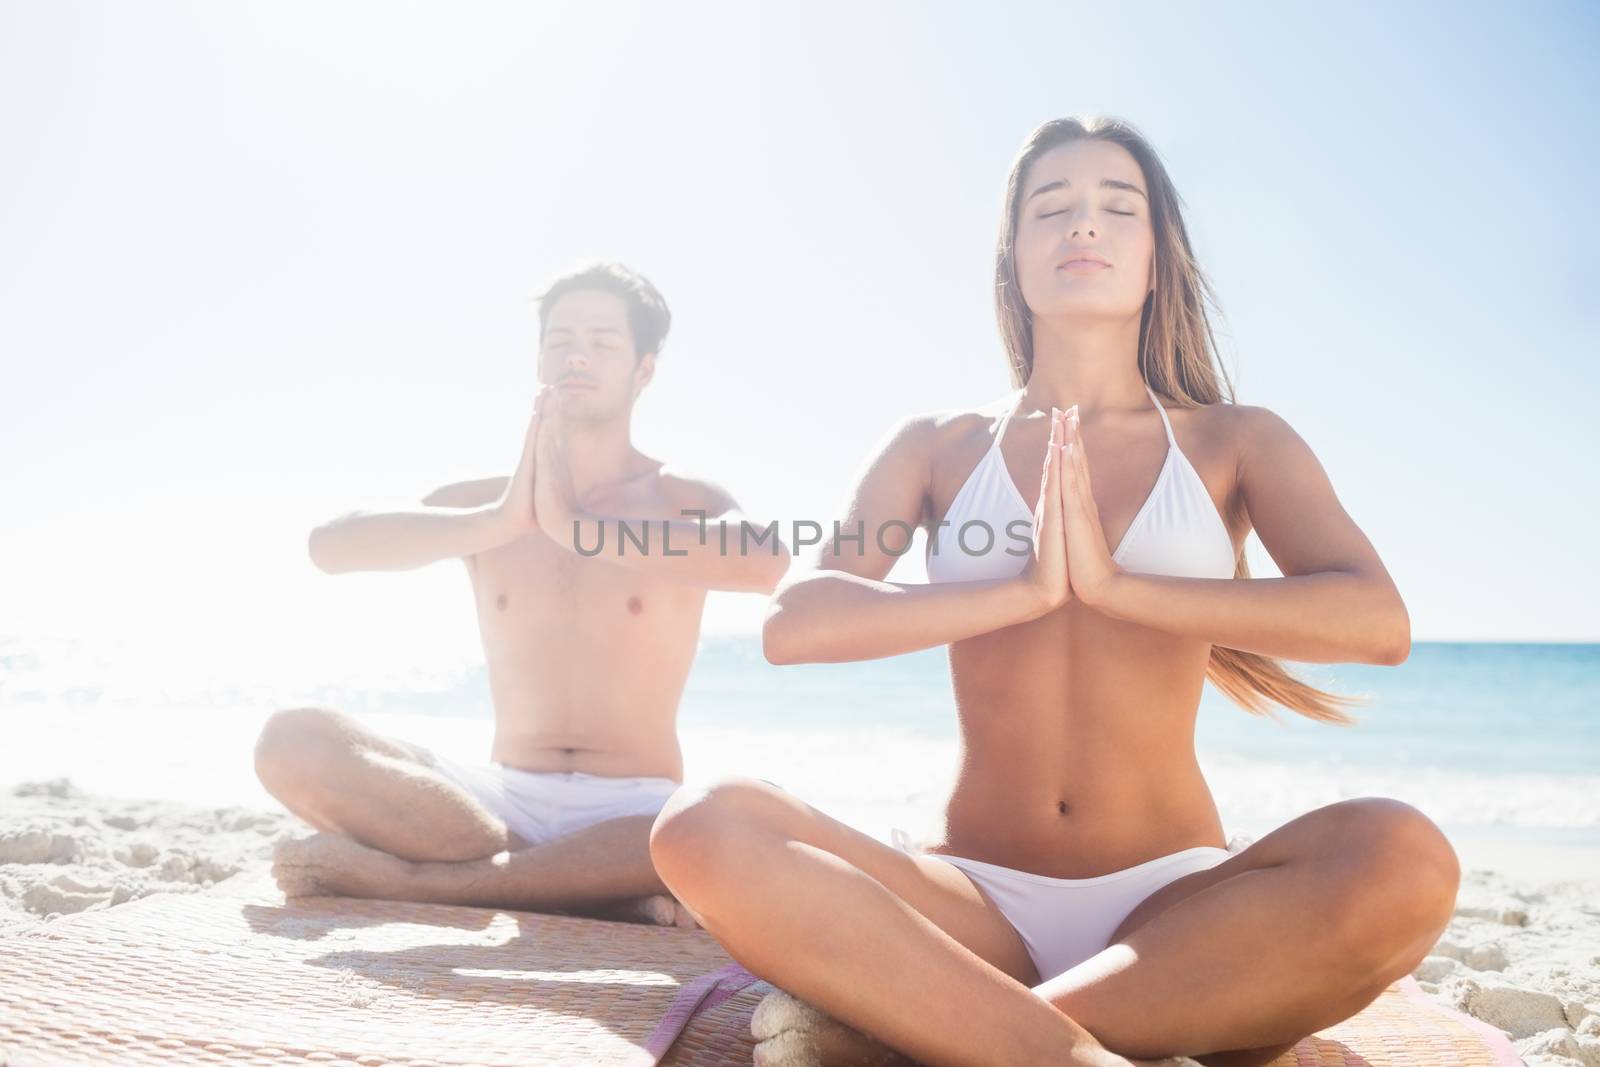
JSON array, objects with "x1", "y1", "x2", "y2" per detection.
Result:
[
  {"x1": 1418, "y1": 869, "x2": 1600, "y2": 1065},
  {"x1": 0, "y1": 778, "x2": 298, "y2": 937},
  {"x1": 2, "y1": 779, "x2": 1597, "y2": 1065}
]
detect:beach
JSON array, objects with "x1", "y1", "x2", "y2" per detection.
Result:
[
  {"x1": 4, "y1": 1, "x2": 1596, "y2": 1062},
  {"x1": 0, "y1": 779, "x2": 296, "y2": 938},
  {"x1": 3, "y1": 776, "x2": 1596, "y2": 1066},
  {"x1": 4, "y1": 634, "x2": 1598, "y2": 1063}
]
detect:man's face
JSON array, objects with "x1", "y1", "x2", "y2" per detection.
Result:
[{"x1": 537, "y1": 288, "x2": 653, "y2": 422}]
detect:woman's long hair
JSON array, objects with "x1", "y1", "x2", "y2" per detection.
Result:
[{"x1": 995, "y1": 116, "x2": 1358, "y2": 725}]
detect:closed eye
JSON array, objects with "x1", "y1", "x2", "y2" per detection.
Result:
[{"x1": 1038, "y1": 208, "x2": 1135, "y2": 219}]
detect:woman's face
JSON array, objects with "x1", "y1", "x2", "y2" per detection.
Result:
[{"x1": 1013, "y1": 138, "x2": 1155, "y2": 326}]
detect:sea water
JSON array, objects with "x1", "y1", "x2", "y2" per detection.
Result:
[{"x1": 3, "y1": 633, "x2": 1596, "y2": 876}]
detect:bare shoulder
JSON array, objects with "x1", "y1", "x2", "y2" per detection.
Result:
[
  {"x1": 655, "y1": 463, "x2": 747, "y2": 519},
  {"x1": 1172, "y1": 401, "x2": 1303, "y2": 461},
  {"x1": 1216, "y1": 403, "x2": 1313, "y2": 457},
  {"x1": 1218, "y1": 402, "x2": 1291, "y2": 431},
  {"x1": 1208, "y1": 403, "x2": 1336, "y2": 501},
  {"x1": 421, "y1": 476, "x2": 508, "y2": 508},
  {"x1": 891, "y1": 396, "x2": 1014, "y2": 459},
  {"x1": 928, "y1": 392, "x2": 1031, "y2": 465},
  {"x1": 835, "y1": 396, "x2": 1017, "y2": 502}
]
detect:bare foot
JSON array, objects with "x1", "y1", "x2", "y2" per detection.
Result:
[
  {"x1": 748, "y1": 987, "x2": 1162, "y2": 1067},
  {"x1": 271, "y1": 832, "x2": 409, "y2": 899},
  {"x1": 587, "y1": 893, "x2": 702, "y2": 928},
  {"x1": 750, "y1": 988, "x2": 911, "y2": 1067}
]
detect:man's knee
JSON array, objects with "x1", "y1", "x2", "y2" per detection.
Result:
[
  {"x1": 649, "y1": 776, "x2": 789, "y2": 891},
  {"x1": 253, "y1": 707, "x2": 350, "y2": 797}
]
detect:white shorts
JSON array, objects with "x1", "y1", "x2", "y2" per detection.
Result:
[
  {"x1": 423, "y1": 747, "x2": 681, "y2": 848},
  {"x1": 892, "y1": 827, "x2": 1251, "y2": 981}
]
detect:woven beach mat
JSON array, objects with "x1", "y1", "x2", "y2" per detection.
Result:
[
  {"x1": 0, "y1": 873, "x2": 767, "y2": 1066},
  {"x1": 1269, "y1": 979, "x2": 1523, "y2": 1066},
  {"x1": 0, "y1": 874, "x2": 1521, "y2": 1066}
]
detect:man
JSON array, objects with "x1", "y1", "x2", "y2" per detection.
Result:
[{"x1": 255, "y1": 262, "x2": 789, "y2": 925}]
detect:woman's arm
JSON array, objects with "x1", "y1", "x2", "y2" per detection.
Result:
[
  {"x1": 766, "y1": 569, "x2": 1055, "y2": 664},
  {"x1": 1064, "y1": 405, "x2": 1409, "y2": 665},
  {"x1": 763, "y1": 410, "x2": 1071, "y2": 664}
]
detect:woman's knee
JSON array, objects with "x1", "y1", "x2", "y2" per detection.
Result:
[
  {"x1": 1319, "y1": 799, "x2": 1460, "y2": 969},
  {"x1": 649, "y1": 776, "x2": 791, "y2": 889}
]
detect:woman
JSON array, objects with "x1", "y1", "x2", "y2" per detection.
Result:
[{"x1": 649, "y1": 117, "x2": 1459, "y2": 1066}]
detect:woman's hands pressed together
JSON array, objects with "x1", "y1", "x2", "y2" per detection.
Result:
[
  {"x1": 1019, "y1": 406, "x2": 1072, "y2": 614},
  {"x1": 1059, "y1": 406, "x2": 1123, "y2": 609},
  {"x1": 1017, "y1": 405, "x2": 1124, "y2": 618}
]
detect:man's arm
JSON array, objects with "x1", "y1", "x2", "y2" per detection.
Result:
[
  {"x1": 309, "y1": 406, "x2": 542, "y2": 575},
  {"x1": 551, "y1": 472, "x2": 793, "y2": 594},
  {"x1": 526, "y1": 391, "x2": 789, "y2": 592},
  {"x1": 306, "y1": 476, "x2": 521, "y2": 574}
]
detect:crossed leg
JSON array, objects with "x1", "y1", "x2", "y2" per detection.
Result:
[
  {"x1": 649, "y1": 777, "x2": 1460, "y2": 1067},
  {"x1": 650, "y1": 777, "x2": 1127, "y2": 1066},
  {"x1": 254, "y1": 707, "x2": 690, "y2": 924}
]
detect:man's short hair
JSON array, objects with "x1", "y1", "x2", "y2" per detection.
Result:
[{"x1": 534, "y1": 262, "x2": 671, "y2": 359}]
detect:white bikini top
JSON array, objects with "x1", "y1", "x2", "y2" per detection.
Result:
[{"x1": 925, "y1": 384, "x2": 1236, "y2": 583}]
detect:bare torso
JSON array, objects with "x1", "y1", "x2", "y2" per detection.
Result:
[
  {"x1": 465, "y1": 471, "x2": 707, "y2": 781},
  {"x1": 923, "y1": 397, "x2": 1249, "y2": 878}
]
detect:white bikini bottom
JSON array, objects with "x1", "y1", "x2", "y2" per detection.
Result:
[{"x1": 891, "y1": 827, "x2": 1251, "y2": 981}]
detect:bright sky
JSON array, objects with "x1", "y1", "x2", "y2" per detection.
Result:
[{"x1": 3, "y1": 0, "x2": 1597, "y2": 680}]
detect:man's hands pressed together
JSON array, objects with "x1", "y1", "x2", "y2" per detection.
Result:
[
  {"x1": 492, "y1": 392, "x2": 543, "y2": 539},
  {"x1": 532, "y1": 385, "x2": 584, "y2": 546}
]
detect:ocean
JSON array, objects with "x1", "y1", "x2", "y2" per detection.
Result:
[{"x1": 3, "y1": 633, "x2": 1596, "y2": 877}]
